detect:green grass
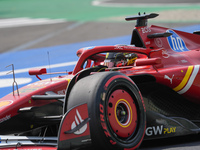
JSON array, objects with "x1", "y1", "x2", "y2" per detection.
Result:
[{"x1": 0, "y1": 0, "x2": 199, "y2": 22}]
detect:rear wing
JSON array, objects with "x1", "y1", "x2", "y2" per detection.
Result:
[
  {"x1": 125, "y1": 13, "x2": 172, "y2": 48},
  {"x1": 125, "y1": 13, "x2": 159, "y2": 47},
  {"x1": 125, "y1": 13, "x2": 159, "y2": 27}
]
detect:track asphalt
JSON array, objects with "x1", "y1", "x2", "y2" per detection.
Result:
[{"x1": 1, "y1": 0, "x2": 200, "y2": 149}]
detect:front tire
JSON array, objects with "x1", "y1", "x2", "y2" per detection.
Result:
[{"x1": 67, "y1": 72, "x2": 146, "y2": 150}]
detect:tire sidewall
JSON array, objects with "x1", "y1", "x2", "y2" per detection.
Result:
[{"x1": 88, "y1": 72, "x2": 146, "y2": 150}]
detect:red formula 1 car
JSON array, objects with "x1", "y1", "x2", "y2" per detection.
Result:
[{"x1": 1, "y1": 13, "x2": 200, "y2": 150}]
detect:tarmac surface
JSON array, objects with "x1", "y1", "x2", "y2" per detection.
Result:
[
  {"x1": 1, "y1": 21, "x2": 197, "y2": 54},
  {"x1": 1, "y1": 0, "x2": 200, "y2": 149}
]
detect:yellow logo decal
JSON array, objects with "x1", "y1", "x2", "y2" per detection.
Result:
[{"x1": 0, "y1": 100, "x2": 13, "y2": 108}]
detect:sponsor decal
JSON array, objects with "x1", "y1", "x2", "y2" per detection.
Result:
[
  {"x1": 164, "y1": 74, "x2": 174, "y2": 84},
  {"x1": 71, "y1": 109, "x2": 87, "y2": 135},
  {"x1": 154, "y1": 38, "x2": 163, "y2": 48},
  {"x1": 141, "y1": 27, "x2": 151, "y2": 33},
  {"x1": 167, "y1": 30, "x2": 189, "y2": 52},
  {"x1": 57, "y1": 90, "x2": 65, "y2": 95},
  {"x1": 145, "y1": 41, "x2": 151, "y2": 45},
  {"x1": 145, "y1": 125, "x2": 176, "y2": 136},
  {"x1": 114, "y1": 46, "x2": 123, "y2": 50},
  {"x1": 146, "y1": 125, "x2": 163, "y2": 136},
  {"x1": 164, "y1": 127, "x2": 176, "y2": 134},
  {"x1": 0, "y1": 100, "x2": 13, "y2": 108},
  {"x1": 59, "y1": 103, "x2": 90, "y2": 141},
  {"x1": 99, "y1": 104, "x2": 116, "y2": 145},
  {"x1": 124, "y1": 45, "x2": 143, "y2": 50},
  {"x1": 0, "y1": 115, "x2": 11, "y2": 123},
  {"x1": 179, "y1": 59, "x2": 188, "y2": 64},
  {"x1": 162, "y1": 49, "x2": 170, "y2": 58},
  {"x1": 173, "y1": 65, "x2": 199, "y2": 94}
]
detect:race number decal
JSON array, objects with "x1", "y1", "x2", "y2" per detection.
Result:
[
  {"x1": 166, "y1": 30, "x2": 189, "y2": 52},
  {"x1": 141, "y1": 27, "x2": 151, "y2": 33}
]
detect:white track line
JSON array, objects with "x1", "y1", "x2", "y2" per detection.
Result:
[
  {"x1": 92, "y1": 0, "x2": 200, "y2": 7},
  {"x1": 7, "y1": 21, "x2": 85, "y2": 52},
  {"x1": 0, "y1": 61, "x2": 77, "y2": 76},
  {"x1": 0, "y1": 78, "x2": 32, "y2": 88},
  {"x1": 0, "y1": 18, "x2": 66, "y2": 28}
]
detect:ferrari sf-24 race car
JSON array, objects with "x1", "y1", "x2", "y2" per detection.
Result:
[{"x1": 1, "y1": 13, "x2": 200, "y2": 150}]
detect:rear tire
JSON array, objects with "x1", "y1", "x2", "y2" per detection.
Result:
[{"x1": 67, "y1": 72, "x2": 146, "y2": 150}]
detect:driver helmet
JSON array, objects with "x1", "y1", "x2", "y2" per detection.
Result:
[
  {"x1": 104, "y1": 52, "x2": 137, "y2": 68},
  {"x1": 104, "y1": 53, "x2": 125, "y2": 68}
]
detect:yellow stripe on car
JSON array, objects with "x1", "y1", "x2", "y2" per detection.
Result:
[{"x1": 173, "y1": 66, "x2": 193, "y2": 92}]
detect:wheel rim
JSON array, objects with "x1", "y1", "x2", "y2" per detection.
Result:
[{"x1": 107, "y1": 89, "x2": 138, "y2": 138}]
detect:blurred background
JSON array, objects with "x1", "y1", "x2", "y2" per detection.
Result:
[
  {"x1": 0, "y1": 0, "x2": 200, "y2": 53},
  {"x1": 0, "y1": 0, "x2": 200, "y2": 149}
]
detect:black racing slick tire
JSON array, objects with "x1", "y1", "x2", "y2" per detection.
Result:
[{"x1": 67, "y1": 72, "x2": 146, "y2": 150}]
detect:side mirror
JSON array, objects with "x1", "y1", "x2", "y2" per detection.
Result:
[{"x1": 29, "y1": 68, "x2": 47, "y2": 80}]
